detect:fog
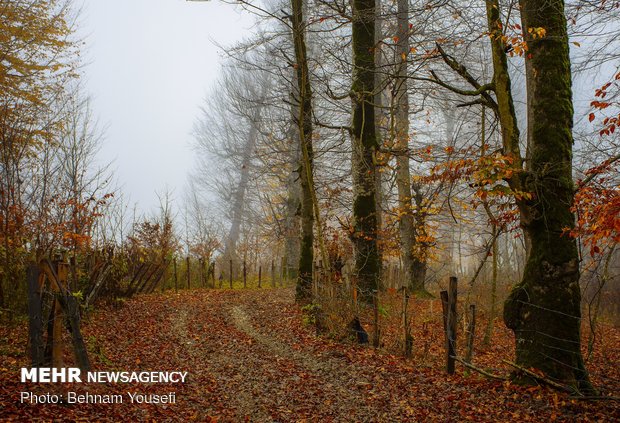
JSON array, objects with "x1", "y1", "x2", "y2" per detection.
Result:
[{"x1": 81, "y1": 0, "x2": 254, "y2": 213}]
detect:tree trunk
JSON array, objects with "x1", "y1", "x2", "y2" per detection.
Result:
[
  {"x1": 483, "y1": 222, "x2": 498, "y2": 346},
  {"x1": 351, "y1": 0, "x2": 380, "y2": 303},
  {"x1": 393, "y1": 0, "x2": 418, "y2": 293},
  {"x1": 374, "y1": 0, "x2": 384, "y2": 284},
  {"x1": 222, "y1": 117, "x2": 259, "y2": 275},
  {"x1": 410, "y1": 183, "x2": 429, "y2": 293},
  {"x1": 503, "y1": 0, "x2": 592, "y2": 392},
  {"x1": 291, "y1": 0, "x2": 314, "y2": 303},
  {"x1": 0, "y1": 272, "x2": 4, "y2": 309},
  {"x1": 284, "y1": 83, "x2": 302, "y2": 282}
]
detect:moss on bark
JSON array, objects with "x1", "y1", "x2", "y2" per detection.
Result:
[
  {"x1": 503, "y1": 0, "x2": 593, "y2": 392},
  {"x1": 351, "y1": 0, "x2": 380, "y2": 304},
  {"x1": 291, "y1": 0, "x2": 314, "y2": 303}
]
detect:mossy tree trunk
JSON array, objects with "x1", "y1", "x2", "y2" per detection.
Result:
[
  {"x1": 291, "y1": 0, "x2": 314, "y2": 303},
  {"x1": 502, "y1": 0, "x2": 592, "y2": 391},
  {"x1": 351, "y1": 0, "x2": 380, "y2": 304}
]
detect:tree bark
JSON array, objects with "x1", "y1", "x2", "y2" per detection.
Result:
[
  {"x1": 284, "y1": 112, "x2": 301, "y2": 282},
  {"x1": 410, "y1": 183, "x2": 429, "y2": 293},
  {"x1": 351, "y1": 0, "x2": 380, "y2": 303},
  {"x1": 393, "y1": 0, "x2": 418, "y2": 293},
  {"x1": 291, "y1": 0, "x2": 314, "y2": 303},
  {"x1": 374, "y1": 0, "x2": 384, "y2": 283},
  {"x1": 502, "y1": 0, "x2": 592, "y2": 392}
]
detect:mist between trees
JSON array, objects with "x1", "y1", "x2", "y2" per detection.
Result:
[{"x1": 1, "y1": 0, "x2": 619, "y2": 400}]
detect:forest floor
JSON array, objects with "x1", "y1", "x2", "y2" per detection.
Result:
[{"x1": 1, "y1": 287, "x2": 619, "y2": 422}]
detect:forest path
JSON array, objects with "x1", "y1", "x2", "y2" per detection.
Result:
[
  {"x1": 1, "y1": 288, "x2": 618, "y2": 422},
  {"x1": 167, "y1": 289, "x2": 395, "y2": 421}
]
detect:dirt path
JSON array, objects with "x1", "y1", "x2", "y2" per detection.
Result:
[
  {"x1": 228, "y1": 305, "x2": 370, "y2": 415},
  {"x1": 169, "y1": 290, "x2": 384, "y2": 421}
]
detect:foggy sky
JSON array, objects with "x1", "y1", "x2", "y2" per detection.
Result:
[{"x1": 81, "y1": 0, "x2": 254, "y2": 214}]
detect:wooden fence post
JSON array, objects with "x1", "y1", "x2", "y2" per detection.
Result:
[
  {"x1": 440, "y1": 291, "x2": 449, "y2": 368},
  {"x1": 372, "y1": 289, "x2": 380, "y2": 348},
  {"x1": 50, "y1": 260, "x2": 68, "y2": 368},
  {"x1": 186, "y1": 256, "x2": 190, "y2": 289},
  {"x1": 173, "y1": 258, "x2": 178, "y2": 292},
  {"x1": 318, "y1": 260, "x2": 323, "y2": 294},
  {"x1": 313, "y1": 262, "x2": 318, "y2": 297},
  {"x1": 27, "y1": 264, "x2": 44, "y2": 367},
  {"x1": 229, "y1": 259, "x2": 233, "y2": 289},
  {"x1": 243, "y1": 260, "x2": 247, "y2": 288},
  {"x1": 258, "y1": 265, "x2": 262, "y2": 288},
  {"x1": 199, "y1": 258, "x2": 204, "y2": 287},
  {"x1": 280, "y1": 256, "x2": 286, "y2": 286},
  {"x1": 271, "y1": 259, "x2": 275, "y2": 288},
  {"x1": 441, "y1": 276, "x2": 458, "y2": 374},
  {"x1": 403, "y1": 287, "x2": 412, "y2": 358},
  {"x1": 40, "y1": 259, "x2": 90, "y2": 371},
  {"x1": 465, "y1": 304, "x2": 476, "y2": 364}
]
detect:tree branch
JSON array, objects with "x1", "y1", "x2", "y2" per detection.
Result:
[
  {"x1": 453, "y1": 356, "x2": 508, "y2": 380},
  {"x1": 435, "y1": 43, "x2": 498, "y2": 110},
  {"x1": 502, "y1": 360, "x2": 577, "y2": 394}
]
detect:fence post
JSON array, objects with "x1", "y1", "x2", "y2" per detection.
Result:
[
  {"x1": 271, "y1": 259, "x2": 275, "y2": 288},
  {"x1": 313, "y1": 262, "x2": 318, "y2": 297},
  {"x1": 51, "y1": 260, "x2": 69, "y2": 367},
  {"x1": 27, "y1": 263, "x2": 44, "y2": 367},
  {"x1": 186, "y1": 257, "x2": 190, "y2": 289},
  {"x1": 198, "y1": 257, "x2": 205, "y2": 286},
  {"x1": 280, "y1": 256, "x2": 286, "y2": 286},
  {"x1": 441, "y1": 276, "x2": 458, "y2": 374},
  {"x1": 403, "y1": 287, "x2": 412, "y2": 358},
  {"x1": 173, "y1": 258, "x2": 178, "y2": 292},
  {"x1": 202, "y1": 258, "x2": 208, "y2": 287},
  {"x1": 229, "y1": 259, "x2": 233, "y2": 289},
  {"x1": 316, "y1": 260, "x2": 325, "y2": 297},
  {"x1": 243, "y1": 260, "x2": 247, "y2": 288},
  {"x1": 258, "y1": 265, "x2": 262, "y2": 288},
  {"x1": 465, "y1": 304, "x2": 476, "y2": 364},
  {"x1": 372, "y1": 289, "x2": 380, "y2": 348}
]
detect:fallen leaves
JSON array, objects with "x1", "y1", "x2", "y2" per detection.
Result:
[{"x1": 0, "y1": 288, "x2": 618, "y2": 421}]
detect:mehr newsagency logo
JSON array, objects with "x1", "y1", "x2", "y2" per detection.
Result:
[{"x1": 19, "y1": 367, "x2": 187, "y2": 405}]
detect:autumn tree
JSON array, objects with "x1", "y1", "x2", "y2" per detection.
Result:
[
  {"x1": 499, "y1": 0, "x2": 593, "y2": 391},
  {"x1": 350, "y1": 0, "x2": 380, "y2": 303},
  {"x1": 409, "y1": 0, "x2": 594, "y2": 389},
  {"x1": 290, "y1": 0, "x2": 316, "y2": 302},
  {"x1": 192, "y1": 64, "x2": 271, "y2": 278},
  {"x1": 0, "y1": 0, "x2": 78, "y2": 309}
]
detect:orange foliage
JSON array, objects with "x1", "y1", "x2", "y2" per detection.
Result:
[
  {"x1": 589, "y1": 71, "x2": 620, "y2": 136},
  {"x1": 571, "y1": 158, "x2": 620, "y2": 255},
  {"x1": 573, "y1": 72, "x2": 620, "y2": 255}
]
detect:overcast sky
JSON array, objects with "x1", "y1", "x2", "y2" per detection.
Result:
[{"x1": 81, "y1": 0, "x2": 254, "y2": 214}]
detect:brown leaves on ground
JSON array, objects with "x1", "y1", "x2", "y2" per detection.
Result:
[{"x1": 0, "y1": 288, "x2": 618, "y2": 422}]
